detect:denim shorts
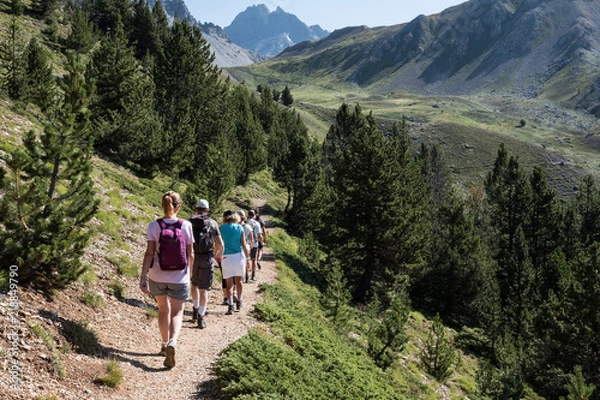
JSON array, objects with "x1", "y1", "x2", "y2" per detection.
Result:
[{"x1": 148, "y1": 279, "x2": 190, "y2": 301}]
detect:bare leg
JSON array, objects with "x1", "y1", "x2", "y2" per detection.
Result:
[
  {"x1": 199, "y1": 289, "x2": 208, "y2": 308},
  {"x1": 226, "y1": 277, "x2": 234, "y2": 300},
  {"x1": 155, "y1": 295, "x2": 171, "y2": 343},
  {"x1": 168, "y1": 298, "x2": 186, "y2": 343},
  {"x1": 235, "y1": 276, "x2": 243, "y2": 298},
  {"x1": 191, "y1": 285, "x2": 199, "y2": 303}
]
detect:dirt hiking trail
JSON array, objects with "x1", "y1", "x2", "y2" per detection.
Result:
[{"x1": 1, "y1": 202, "x2": 277, "y2": 400}]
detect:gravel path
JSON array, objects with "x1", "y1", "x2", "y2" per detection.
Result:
[{"x1": 1, "y1": 204, "x2": 277, "y2": 400}]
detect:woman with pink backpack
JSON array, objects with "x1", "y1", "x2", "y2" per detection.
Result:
[{"x1": 139, "y1": 191, "x2": 194, "y2": 369}]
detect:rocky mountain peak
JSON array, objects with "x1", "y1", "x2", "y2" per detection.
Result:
[{"x1": 224, "y1": 3, "x2": 329, "y2": 57}]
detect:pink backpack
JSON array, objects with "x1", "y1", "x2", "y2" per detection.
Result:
[{"x1": 157, "y1": 219, "x2": 187, "y2": 270}]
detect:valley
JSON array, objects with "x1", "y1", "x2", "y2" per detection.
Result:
[{"x1": 227, "y1": 62, "x2": 600, "y2": 197}]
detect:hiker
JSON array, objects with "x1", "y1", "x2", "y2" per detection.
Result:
[
  {"x1": 237, "y1": 210, "x2": 254, "y2": 284},
  {"x1": 139, "y1": 191, "x2": 194, "y2": 369},
  {"x1": 254, "y1": 209, "x2": 267, "y2": 269},
  {"x1": 247, "y1": 209, "x2": 263, "y2": 282},
  {"x1": 220, "y1": 210, "x2": 250, "y2": 315},
  {"x1": 189, "y1": 199, "x2": 224, "y2": 329}
]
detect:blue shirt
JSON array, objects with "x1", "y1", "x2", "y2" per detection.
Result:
[{"x1": 220, "y1": 223, "x2": 243, "y2": 255}]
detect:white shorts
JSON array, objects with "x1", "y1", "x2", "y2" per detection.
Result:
[{"x1": 221, "y1": 252, "x2": 245, "y2": 279}]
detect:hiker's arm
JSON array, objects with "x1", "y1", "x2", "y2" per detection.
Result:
[
  {"x1": 241, "y1": 232, "x2": 250, "y2": 260},
  {"x1": 214, "y1": 235, "x2": 224, "y2": 263},
  {"x1": 187, "y1": 243, "x2": 194, "y2": 275},
  {"x1": 139, "y1": 240, "x2": 155, "y2": 293},
  {"x1": 261, "y1": 223, "x2": 267, "y2": 244}
]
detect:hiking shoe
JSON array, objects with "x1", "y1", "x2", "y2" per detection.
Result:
[
  {"x1": 251, "y1": 272, "x2": 256, "y2": 281},
  {"x1": 225, "y1": 305, "x2": 234, "y2": 315},
  {"x1": 163, "y1": 341, "x2": 176, "y2": 368},
  {"x1": 159, "y1": 344, "x2": 167, "y2": 356},
  {"x1": 192, "y1": 307, "x2": 199, "y2": 321},
  {"x1": 236, "y1": 300, "x2": 242, "y2": 311},
  {"x1": 197, "y1": 315, "x2": 207, "y2": 329},
  {"x1": 221, "y1": 297, "x2": 228, "y2": 305}
]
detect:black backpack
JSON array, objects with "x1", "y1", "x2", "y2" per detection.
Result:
[{"x1": 190, "y1": 215, "x2": 215, "y2": 254}]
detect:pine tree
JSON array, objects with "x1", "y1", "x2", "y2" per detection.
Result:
[
  {"x1": 281, "y1": 85, "x2": 293, "y2": 106},
  {"x1": 23, "y1": 37, "x2": 57, "y2": 112},
  {"x1": 0, "y1": 16, "x2": 27, "y2": 100},
  {"x1": 503, "y1": 225, "x2": 535, "y2": 339},
  {"x1": 91, "y1": 0, "x2": 134, "y2": 34},
  {"x1": 484, "y1": 145, "x2": 535, "y2": 337},
  {"x1": 229, "y1": 85, "x2": 267, "y2": 184},
  {"x1": 131, "y1": 0, "x2": 160, "y2": 59},
  {"x1": 65, "y1": 4, "x2": 98, "y2": 53},
  {"x1": 31, "y1": 0, "x2": 59, "y2": 19},
  {"x1": 421, "y1": 193, "x2": 495, "y2": 323},
  {"x1": 420, "y1": 143, "x2": 450, "y2": 209},
  {"x1": 320, "y1": 261, "x2": 353, "y2": 330},
  {"x1": 0, "y1": 51, "x2": 98, "y2": 287},
  {"x1": 420, "y1": 313, "x2": 456, "y2": 382},
  {"x1": 43, "y1": 12, "x2": 60, "y2": 44},
  {"x1": 154, "y1": 19, "x2": 230, "y2": 180},
  {"x1": 322, "y1": 105, "x2": 430, "y2": 302},
  {"x1": 576, "y1": 175, "x2": 600, "y2": 248},
  {"x1": 151, "y1": 0, "x2": 169, "y2": 51},
  {"x1": 560, "y1": 365, "x2": 596, "y2": 400},
  {"x1": 11, "y1": 0, "x2": 24, "y2": 16},
  {"x1": 569, "y1": 243, "x2": 600, "y2": 390},
  {"x1": 86, "y1": 17, "x2": 163, "y2": 170},
  {"x1": 269, "y1": 107, "x2": 316, "y2": 215},
  {"x1": 527, "y1": 166, "x2": 559, "y2": 272},
  {"x1": 366, "y1": 286, "x2": 411, "y2": 369},
  {"x1": 193, "y1": 129, "x2": 237, "y2": 211},
  {"x1": 256, "y1": 84, "x2": 276, "y2": 134}
]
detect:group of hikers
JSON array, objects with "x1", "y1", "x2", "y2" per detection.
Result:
[{"x1": 138, "y1": 191, "x2": 267, "y2": 368}]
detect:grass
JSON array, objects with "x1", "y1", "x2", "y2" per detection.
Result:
[
  {"x1": 61, "y1": 319, "x2": 99, "y2": 356},
  {"x1": 142, "y1": 303, "x2": 158, "y2": 319},
  {"x1": 111, "y1": 255, "x2": 138, "y2": 278},
  {"x1": 94, "y1": 359, "x2": 123, "y2": 388},
  {"x1": 78, "y1": 269, "x2": 97, "y2": 286},
  {"x1": 80, "y1": 292, "x2": 106, "y2": 309},
  {"x1": 226, "y1": 61, "x2": 600, "y2": 197},
  {"x1": 214, "y1": 228, "x2": 480, "y2": 398},
  {"x1": 108, "y1": 280, "x2": 125, "y2": 300},
  {"x1": 29, "y1": 323, "x2": 66, "y2": 379}
]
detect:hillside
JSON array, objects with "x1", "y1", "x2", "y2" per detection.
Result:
[
  {"x1": 0, "y1": 151, "x2": 282, "y2": 399},
  {"x1": 224, "y1": 0, "x2": 600, "y2": 196},
  {"x1": 0, "y1": 147, "x2": 481, "y2": 399},
  {"x1": 2, "y1": 1, "x2": 600, "y2": 399},
  {"x1": 267, "y1": 0, "x2": 600, "y2": 114},
  {"x1": 145, "y1": 0, "x2": 264, "y2": 67}
]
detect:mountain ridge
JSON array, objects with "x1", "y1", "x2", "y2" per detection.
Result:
[
  {"x1": 146, "y1": 0, "x2": 264, "y2": 67},
  {"x1": 270, "y1": 0, "x2": 600, "y2": 117}
]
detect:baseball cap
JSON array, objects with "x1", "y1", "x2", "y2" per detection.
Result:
[{"x1": 196, "y1": 199, "x2": 209, "y2": 209}]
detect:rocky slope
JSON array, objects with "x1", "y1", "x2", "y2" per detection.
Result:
[{"x1": 274, "y1": 0, "x2": 600, "y2": 115}]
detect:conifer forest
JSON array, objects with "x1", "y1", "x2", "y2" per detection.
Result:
[{"x1": 0, "y1": 1, "x2": 599, "y2": 399}]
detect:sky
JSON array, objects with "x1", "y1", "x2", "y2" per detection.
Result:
[{"x1": 187, "y1": 1, "x2": 468, "y2": 32}]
